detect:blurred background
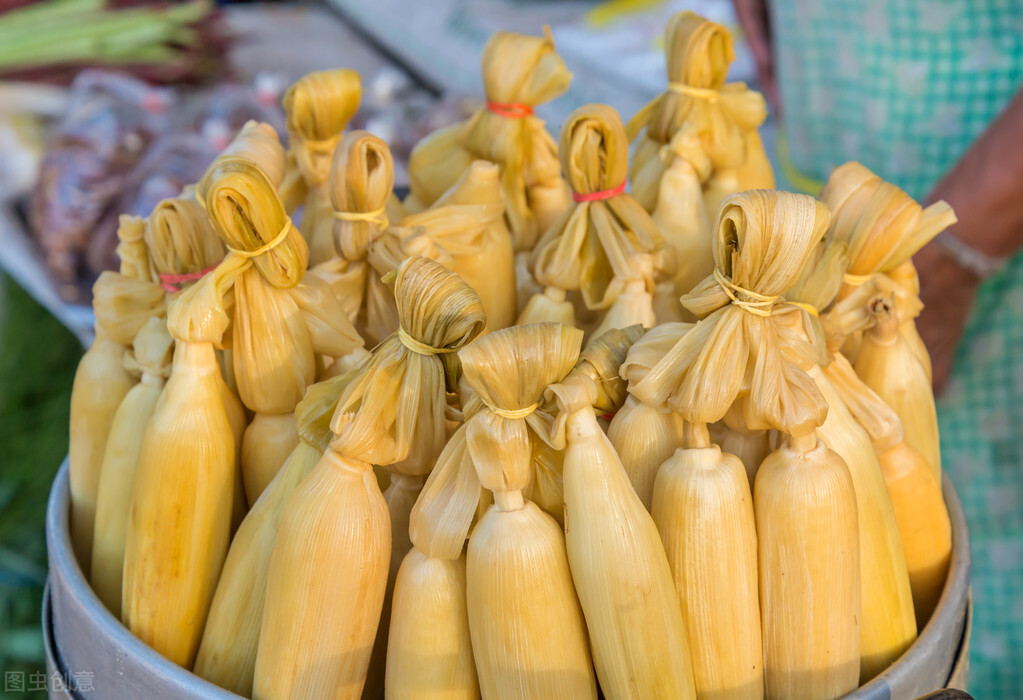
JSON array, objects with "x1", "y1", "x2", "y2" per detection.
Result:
[{"x1": 0, "y1": 1, "x2": 1020, "y2": 699}]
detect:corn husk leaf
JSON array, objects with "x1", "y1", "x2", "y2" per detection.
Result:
[
  {"x1": 283, "y1": 69, "x2": 362, "y2": 265},
  {"x1": 316, "y1": 130, "x2": 399, "y2": 345},
  {"x1": 90, "y1": 317, "x2": 173, "y2": 616},
  {"x1": 630, "y1": 190, "x2": 830, "y2": 436},
  {"x1": 399, "y1": 160, "x2": 517, "y2": 333},
  {"x1": 330, "y1": 256, "x2": 486, "y2": 471},
  {"x1": 407, "y1": 29, "x2": 572, "y2": 252},
  {"x1": 628, "y1": 11, "x2": 773, "y2": 214},
  {"x1": 530, "y1": 105, "x2": 672, "y2": 318}
]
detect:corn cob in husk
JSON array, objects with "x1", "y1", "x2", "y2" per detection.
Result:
[
  {"x1": 90, "y1": 317, "x2": 173, "y2": 617},
  {"x1": 406, "y1": 29, "x2": 571, "y2": 256},
  {"x1": 121, "y1": 337, "x2": 236, "y2": 669},
  {"x1": 70, "y1": 215, "x2": 164, "y2": 574},
  {"x1": 631, "y1": 190, "x2": 862, "y2": 699},
  {"x1": 628, "y1": 12, "x2": 773, "y2": 311},
  {"x1": 821, "y1": 161, "x2": 956, "y2": 373},
  {"x1": 391, "y1": 423, "x2": 481, "y2": 700},
  {"x1": 282, "y1": 69, "x2": 362, "y2": 265},
  {"x1": 254, "y1": 257, "x2": 484, "y2": 700},
  {"x1": 398, "y1": 160, "x2": 517, "y2": 333},
  {"x1": 194, "y1": 374, "x2": 345, "y2": 697},
  {"x1": 523, "y1": 104, "x2": 674, "y2": 335},
  {"x1": 610, "y1": 322, "x2": 690, "y2": 509},
  {"x1": 174, "y1": 138, "x2": 364, "y2": 506},
  {"x1": 827, "y1": 352, "x2": 951, "y2": 628},
  {"x1": 144, "y1": 192, "x2": 247, "y2": 530},
  {"x1": 756, "y1": 432, "x2": 862, "y2": 700},
  {"x1": 461, "y1": 324, "x2": 596, "y2": 700},
  {"x1": 316, "y1": 130, "x2": 401, "y2": 346},
  {"x1": 547, "y1": 327, "x2": 696, "y2": 700},
  {"x1": 785, "y1": 243, "x2": 919, "y2": 680},
  {"x1": 652, "y1": 421, "x2": 764, "y2": 700},
  {"x1": 855, "y1": 294, "x2": 943, "y2": 483}
]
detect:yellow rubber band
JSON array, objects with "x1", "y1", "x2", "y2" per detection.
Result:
[
  {"x1": 842, "y1": 272, "x2": 875, "y2": 286},
  {"x1": 227, "y1": 219, "x2": 293, "y2": 258},
  {"x1": 481, "y1": 399, "x2": 539, "y2": 421},
  {"x1": 334, "y1": 206, "x2": 389, "y2": 228},
  {"x1": 667, "y1": 82, "x2": 720, "y2": 103},
  {"x1": 397, "y1": 327, "x2": 457, "y2": 356},
  {"x1": 713, "y1": 268, "x2": 817, "y2": 317}
]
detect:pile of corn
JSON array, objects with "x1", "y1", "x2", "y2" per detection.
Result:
[{"x1": 68, "y1": 11, "x2": 955, "y2": 700}]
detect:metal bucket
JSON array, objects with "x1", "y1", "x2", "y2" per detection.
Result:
[
  {"x1": 45, "y1": 459, "x2": 241, "y2": 699},
  {"x1": 45, "y1": 458, "x2": 971, "y2": 699}
]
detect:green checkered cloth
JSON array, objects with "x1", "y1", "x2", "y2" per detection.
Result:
[{"x1": 770, "y1": 1, "x2": 1023, "y2": 697}]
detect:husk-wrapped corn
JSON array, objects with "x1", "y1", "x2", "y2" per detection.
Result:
[
  {"x1": 318, "y1": 130, "x2": 400, "y2": 345},
  {"x1": 461, "y1": 324, "x2": 596, "y2": 699},
  {"x1": 254, "y1": 257, "x2": 484, "y2": 700},
  {"x1": 547, "y1": 327, "x2": 696, "y2": 700},
  {"x1": 524, "y1": 104, "x2": 673, "y2": 334},
  {"x1": 406, "y1": 29, "x2": 571, "y2": 256},
  {"x1": 70, "y1": 215, "x2": 163, "y2": 574},
  {"x1": 282, "y1": 69, "x2": 362, "y2": 265},
  {"x1": 398, "y1": 160, "x2": 517, "y2": 333},
  {"x1": 610, "y1": 322, "x2": 689, "y2": 509},
  {"x1": 90, "y1": 317, "x2": 173, "y2": 617}
]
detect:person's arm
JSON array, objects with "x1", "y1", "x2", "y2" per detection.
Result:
[
  {"x1": 916, "y1": 87, "x2": 1023, "y2": 391},
  {"x1": 732, "y1": 0, "x2": 780, "y2": 112}
]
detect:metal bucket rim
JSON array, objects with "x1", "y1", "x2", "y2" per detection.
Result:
[{"x1": 45, "y1": 460, "x2": 242, "y2": 698}]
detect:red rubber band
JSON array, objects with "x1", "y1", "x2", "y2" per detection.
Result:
[
  {"x1": 573, "y1": 182, "x2": 626, "y2": 203},
  {"x1": 159, "y1": 265, "x2": 217, "y2": 293},
  {"x1": 486, "y1": 101, "x2": 534, "y2": 118}
]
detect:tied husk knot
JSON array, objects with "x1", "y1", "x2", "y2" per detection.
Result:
[
  {"x1": 626, "y1": 11, "x2": 767, "y2": 168},
  {"x1": 531, "y1": 105, "x2": 674, "y2": 309},
  {"x1": 145, "y1": 193, "x2": 225, "y2": 291},
  {"x1": 329, "y1": 257, "x2": 486, "y2": 471},
  {"x1": 330, "y1": 130, "x2": 394, "y2": 262},
  {"x1": 283, "y1": 69, "x2": 361, "y2": 185},
  {"x1": 631, "y1": 190, "x2": 831, "y2": 436},
  {"x1": 460, "y1": 323, "x2": 582, "y2": 494}
]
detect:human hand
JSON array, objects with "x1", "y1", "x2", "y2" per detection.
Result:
[
  {"x1": 913, "y1": 241, "x2": 980, "y2": 394},
  {"x1": 732, "y1": 0, "x2": 780, "y2": 112}
]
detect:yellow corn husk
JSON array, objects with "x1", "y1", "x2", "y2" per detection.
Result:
[
  {"x1": 407, "y1": 29, "x2": 572, "y2": 253},
  {"x1": 71, "y1": 215, "x2": 165, "y2": 574},
  {"x1": 390, "y1": 424, "x2": 481, "y2": 700},
  {"x1": 282, "y1": 69, "x2": 362, "y2": 266},
  {"x1": 90, "y1": 317, "x2": 173, "y2": 617},
  {"x1": 629, "y1": 190, "x2": 830, "y2": 438},
  {"x1": 122, "y1": 341, "x2": 235, "y2": 669},
  {"x1": 826, "y1": 352, "x2": 951, "y2": 629},
  {"x1": 807, "y1": 359, "x2": 916, "y2": 680},
  {"x1": 195, "y1": 371, "x2": 352, "y2": 696},
  {"x1": 649, "y1": 124, "x2": 713, "y2": 319},
  {"x1": 651, "y1": 423, "x2": 763, "y2": 700},
  {"x1": 856, "y1": 295, "x2": 942, "y2": 480},
  {"x1": 254, "y1": 257, "x2": 484, "y2": 700},
  {"x1": 547, "y1": 339, "x2": 696, "y2": 700},
  {"x1": 526, "y1": 104, "x2": 674, "y2": 333},
  {"x1": 145, "y1": 195, "x2": 227, "y2": 289},
  {"x1": 884, "y1": 260, "x2": 932, "y2": 380},
  {"x1": 318, "y1": 130, "x2": 399, "y2": 345},
  {"x1": 387, "y1": 549, "x2": 479, "y2": 700},
  {"x1": 627, "y1": 11, "x2": 773, "y2": 217},
  {"x1": 712, "y1": 423, "x2": 771, "y2": 486},
  {"x1": 241, "y1": 412, "x2": 298, "y2": 506},
  {"x1": 220, "y1": 121, "x2": 287, "y2": 189},
  {"x1": 399, "y1": 160, "x2": 517, "y2": 333},
  {"x1": 611, "y1": 322, "x2": 690, "y2": 508},
  {"x1": 173, "y1": 154, "x2": 363, "y2": 526},
  {"x1": 459, "y1": 324, "x2": 595, "y2": 699},
  {"x1": 515, "y1": 285, "x2": 576, "y2": 328},
  {"x1": 755, "y1": 433, "x2": 862, "y2": 700},
  {"x1": 69, "y1": 321, "x2": 136, "y2": 576},
  {"x1": 821, "y1": 161, "x2": 955, "y2": 365}
]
